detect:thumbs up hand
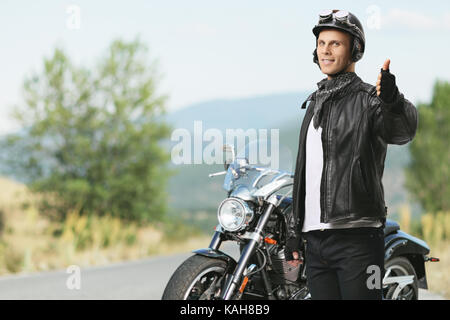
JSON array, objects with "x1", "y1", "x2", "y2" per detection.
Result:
[
  {"x1": 376, "y1": 59, "x2": 399, "y2": 103},
  {"x1": 382, "y1": 59, "x2": 390, "y2": 71}
]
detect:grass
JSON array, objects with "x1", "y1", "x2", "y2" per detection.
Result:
[
  {"x1": 398, "y1": 204, "x2": 450, "y2": 299},
  {"x1": 0, "y1": 177, "x2": 211, "y2": 276},
  {"x1": 424, "y1": 240, "x2": 450, "y2": 299}
]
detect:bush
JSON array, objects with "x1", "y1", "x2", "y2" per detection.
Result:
[
  {"x1": 2, "y1": 38, "x2": 172, "y2": 223},
  {"x1": 60, "y1": 210, "x2": 139, "y2": 251}
]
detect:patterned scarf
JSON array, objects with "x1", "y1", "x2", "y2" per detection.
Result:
[{"x1": 313, "y1": 71, "x2": 357, "y2": 129}]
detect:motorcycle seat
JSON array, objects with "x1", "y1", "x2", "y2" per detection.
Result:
[{"x1": 384, "y1": 219, "x2": 400, "y2": 236}]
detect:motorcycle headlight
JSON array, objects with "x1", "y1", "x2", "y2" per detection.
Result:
[{"x1": 217, "y1": 198, "x2": 254, "y2": 232}]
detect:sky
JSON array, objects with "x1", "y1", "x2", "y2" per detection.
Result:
[{"x1": 0, "y1": 0, "x2": 449, "y2": 134}]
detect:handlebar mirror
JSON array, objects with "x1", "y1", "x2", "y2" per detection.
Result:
[{"x1": 223, "y1": 144, "x2": 235, "y2": 170}]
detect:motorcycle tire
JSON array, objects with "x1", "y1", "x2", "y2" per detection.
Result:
[
  {"x1": 384, "y1": 256, "x2": 419, "y2": 300},
  {"x1": 162, "y1": 254, "x2": 228, "y2": 300}
]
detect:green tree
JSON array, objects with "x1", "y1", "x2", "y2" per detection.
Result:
[
  {"x1": 4, "y1": 38, "x2": 172, "y2": 222},
  {"x1": 405, "y1": 80, "x2": 450, "y2": 213}
]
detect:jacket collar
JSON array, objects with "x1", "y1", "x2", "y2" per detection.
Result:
[
  {"x1": 316, "y1": 71, "x2": 357, "y2": 91},
  {"x1": 301, "y1": 73, "x2": 362, "y2": 109}
]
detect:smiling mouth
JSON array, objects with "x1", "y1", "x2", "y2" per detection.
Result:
[{"x1": 321, "y1": 59, "x2": 335, "y2": 65}]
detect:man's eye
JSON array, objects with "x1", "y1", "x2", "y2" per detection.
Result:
[{"x1": 333, "y1": 42, "x2": 340, "y2": 46}]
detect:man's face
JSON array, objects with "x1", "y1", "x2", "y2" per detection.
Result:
[{"x1": 317, "y1": 29, "x2": 353, "y2": 76}]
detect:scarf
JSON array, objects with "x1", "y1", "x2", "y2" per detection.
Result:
[{"x1": 313, "y1": 72, "x2": 357, "y2": 129}]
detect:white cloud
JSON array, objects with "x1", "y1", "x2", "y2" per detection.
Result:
[{"x1": 382, "y1": 8, "x2": 450, "y2": 31}]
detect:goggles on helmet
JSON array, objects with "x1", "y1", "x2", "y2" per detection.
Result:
[{"x1": 318, "y1": 10, "x2": 357, "y2": 29}]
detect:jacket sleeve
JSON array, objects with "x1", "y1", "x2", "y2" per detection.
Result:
[{"x1": 369, "y1": 89, "x2": 418, "y2": 145}]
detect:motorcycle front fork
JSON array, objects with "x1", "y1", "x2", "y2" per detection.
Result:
[{"x1": 209, "y1": 202, "x2": 277, "y2": 300}]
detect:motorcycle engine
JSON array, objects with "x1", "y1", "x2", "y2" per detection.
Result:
[{"x1": 270, "y1": 247, "x2": 301, "y2": 284}]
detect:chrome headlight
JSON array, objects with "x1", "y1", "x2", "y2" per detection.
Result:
[{"x1": 217, "y1": 198, "x2": 254, "y2": 232}]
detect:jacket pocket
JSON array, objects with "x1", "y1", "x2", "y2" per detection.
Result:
[
  {"x1": 356, "y1": 159, "x2": 370, "y2": 196},
  {"x1": 350, "y1": 159, "x2": 373, "y2": 207}
]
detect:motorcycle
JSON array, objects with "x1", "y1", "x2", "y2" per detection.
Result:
[{"x1": 162, "y1": 143, "x2": 439, "y2": 300}]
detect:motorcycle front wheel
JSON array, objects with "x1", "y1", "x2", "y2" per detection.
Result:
[{"x1": 162, "y1": 254, "x2": 228, "y2": 300}]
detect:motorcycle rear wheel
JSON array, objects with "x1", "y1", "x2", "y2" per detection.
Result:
[
  {"x1": 162, "y1": 254, "x2": 228, "y2": 300},
  {"x1": 384, "y1": 257, "x2": 419, "y2": 300}
]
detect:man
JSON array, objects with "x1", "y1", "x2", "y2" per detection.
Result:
[{"x1": 286, "y1": 10, "x2": 418, "y2": 300}]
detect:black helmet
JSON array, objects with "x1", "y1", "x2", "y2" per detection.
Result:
[{"x1": 312, "y1": 10, "x2": 365, "y2": 65}]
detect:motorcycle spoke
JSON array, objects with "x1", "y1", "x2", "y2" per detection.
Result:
[
  {"x1": 199, "y1": 275, "x2": 220, "y2": 300},
  {"x1": 400, "y1": 286, "x2": 415, "y2": 300},
  {"x1": 187, "y1": 271, "x2": 224, "y2": 300}
]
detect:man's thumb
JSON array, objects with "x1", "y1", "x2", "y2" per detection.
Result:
[{"x1": 382, "y1": 59, "x2": 390, "y2": 71}]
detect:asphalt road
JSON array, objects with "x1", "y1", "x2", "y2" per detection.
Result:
[{"x1": 0, "y1": 243, "x2": 444, "y2": 300}]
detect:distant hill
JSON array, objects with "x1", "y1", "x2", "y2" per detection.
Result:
[{"x1": 163, "y1": 92, "x2": 308, "y2": 131}]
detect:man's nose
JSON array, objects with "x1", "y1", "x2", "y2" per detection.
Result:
[
  {"x1": 320, "y1": 47, "x2": 331, "y2": 55},
  {"x1": 320, "y1": 45, "x2": 331, "y2": 56}
]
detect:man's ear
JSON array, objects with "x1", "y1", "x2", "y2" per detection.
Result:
[{"x1": 351, "y1": 37, "x2": 363, "y2": 62}]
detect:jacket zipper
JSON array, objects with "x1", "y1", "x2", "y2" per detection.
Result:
[
  {"x1": 321, "y1": 101, "x2": 333, "y2": 223},
  {"x1": 325, "y1": 103, "x2": 333, "y2": 222}
]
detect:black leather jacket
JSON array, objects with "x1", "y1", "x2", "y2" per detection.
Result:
[{"x1": 287, "y1": 74, "x2": 418, "y2": 254}]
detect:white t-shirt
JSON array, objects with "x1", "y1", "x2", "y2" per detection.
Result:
[{"x1": 302, "y1": 119, "x2": 382, "y2": 232}]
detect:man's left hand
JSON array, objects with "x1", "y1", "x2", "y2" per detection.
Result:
[
  {"x1": 376, "y1": 58, "x2": 399, "y2": 103},
  {"x1": 287, "y1": 251, "x2": 301, "y2": 267}
]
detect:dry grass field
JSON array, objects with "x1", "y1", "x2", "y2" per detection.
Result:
[
  {"x1": 398, "y1": 204, "x2": 450, "y2": 299},
  {"x1": 0, "y1": 177, "x2": 210, "y2": 276}
]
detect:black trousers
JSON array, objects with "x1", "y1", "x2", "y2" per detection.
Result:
[{"x1": 302, "y1": 227, "x2": 385, "y2": 300}]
